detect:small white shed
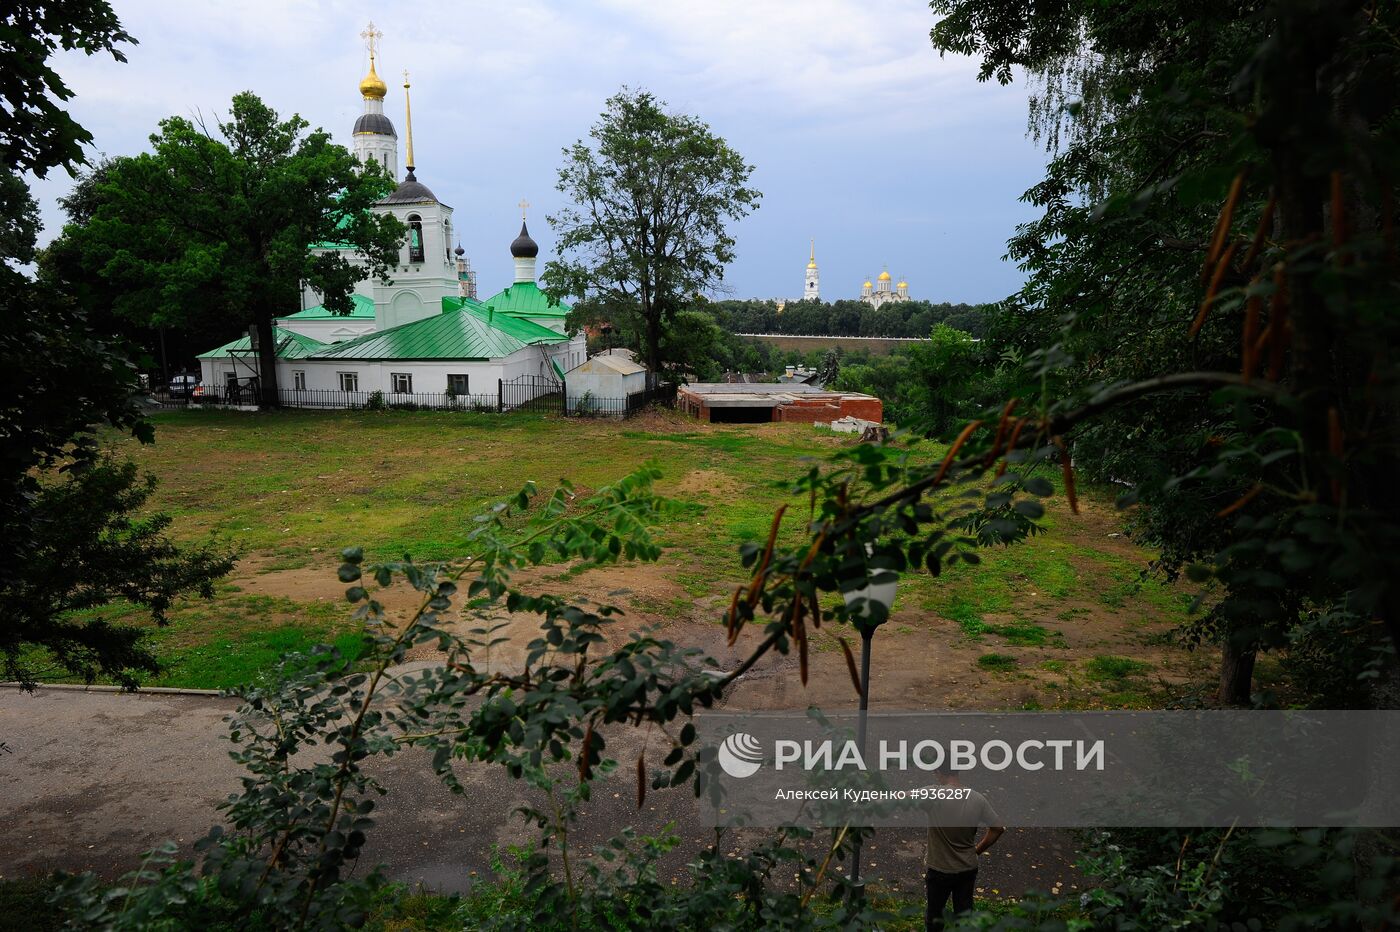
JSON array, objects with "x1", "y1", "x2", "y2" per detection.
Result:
[{"x1": 566, "y1": 354, "x2": 648, "y2": 414}]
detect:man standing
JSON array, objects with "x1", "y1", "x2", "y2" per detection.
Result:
[{"x1": 924, "y1": 762, "x2": 1005, "y2": 931}]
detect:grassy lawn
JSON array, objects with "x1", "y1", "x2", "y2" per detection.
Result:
[{"x1": 67, "y1": 407, "x2": 1205, "y2": 699}]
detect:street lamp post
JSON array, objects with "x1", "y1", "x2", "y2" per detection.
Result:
[{"x1": 842, "y1": 550, "x2": 898, "y2": 901}]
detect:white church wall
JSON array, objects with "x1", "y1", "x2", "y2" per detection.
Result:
[
  {"x1": 200, "y1": 337, "x2": 584, "y2": 407},
  {"x1": 284, "y1": 359, "x2": 504, "y2": 398}
]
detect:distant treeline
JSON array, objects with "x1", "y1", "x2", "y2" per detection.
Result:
[{"x1": 705, "y1": 298, "x2": 992, "y2": 339}]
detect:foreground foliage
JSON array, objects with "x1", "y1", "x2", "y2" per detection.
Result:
[{"x1": 932, "y1": 0, "x2": 1400, "y2": 705}]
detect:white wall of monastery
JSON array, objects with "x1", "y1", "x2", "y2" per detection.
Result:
[{"x1": 199, "y1": 335, "x2": 585, "y2": 405}]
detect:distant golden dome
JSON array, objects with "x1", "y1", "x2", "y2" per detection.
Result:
[
  {"x1": 863, "y1": 280, "x2": 873, "y2": 288},
  {"x1": 807, "y1": 259, "x2": 817, "y2": 269},
  {"x1": 897, "y1": 279, "x2": 908, "y2": 288},
  {"x1": 877, "y1": 270, "x2": 892, "y2": 281},
  {"x1": 359, "y1": 57, "x2": 387, "y2": 99}
]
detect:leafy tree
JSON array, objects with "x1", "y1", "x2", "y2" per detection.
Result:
[
  {"x1": 42, "y1": 156, "x2": 278, "y2": 377},
  {"x1": 1, "y1": 0, "x2": 134, "y2": 179},
  {"x1": 709, "y1": 298, "x2": 780, "y2": 334},
  {"x1": 932, "y1": 0, "x2": 1400, "y2": 704},
  {"x1": 709, "y1": 297, "x2": 990, "y2": 340},
  {"x1": 775, "y1": 298, "x2": 829, "y2": 335},
  {"x1": 6, "y1": 459, "x2": 234, "y2": 688},
  {"x1": 834, "y1": 325, "x2": 987, "y2": 436},
  {"x1": 56, "y1": 93, "x2": 405, "y2": 406},
  {"x1": 658, "y1": 308, "x2": 729, "y2": 381},
  {"x1": 544, "y1": 88, "x2": 761, "y2": 377},
  {"x1": 827, "y1": 300, "x2": 865, "y2": 336},
  {"x1": 0, "y1": 2, "x2": 233, "y2": 687}
]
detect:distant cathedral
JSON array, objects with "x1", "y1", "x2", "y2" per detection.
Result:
[
  {"x1": 861, "y1": 267, "x2": 909, "y2": 307},
  {"x1": 791, "y1": 244, "x2": 911, "y2": 306}
]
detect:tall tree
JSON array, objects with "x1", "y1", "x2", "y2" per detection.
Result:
[
  {"x1": 1, "y1": 2, "x2": 234, "y2": 687},
  {"x1": 59, "y1": 93, "x2": 404, "y2": 406},
  {"x1": 931, "y1": 0, "x2": 1400, "y2": 704},
  {"x1": 543, "y1": 88, "x2": 760, "y2": 377}
]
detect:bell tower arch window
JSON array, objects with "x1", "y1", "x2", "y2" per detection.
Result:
[{"x1": 407, "y1": 213, "x2": 424, "y2": 263}]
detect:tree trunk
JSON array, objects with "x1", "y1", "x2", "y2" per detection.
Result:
[
  {"x1": 644, "y1": 302, "x2": 662, "y2": 381},
  {"x1": 1218, "y1": 635, "x2": 1256, "y2": 706},
  {"x1": 255, "y1": 310, "x2": 280, "y2": 408}
]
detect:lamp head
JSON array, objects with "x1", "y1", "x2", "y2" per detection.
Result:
[{"x1": 841, "y1": 543, "x2": 898, "y2": 632}]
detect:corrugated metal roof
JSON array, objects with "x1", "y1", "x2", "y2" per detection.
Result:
[
  {"x1": 279, "y1": 293, "x2": 376, "y2": 320},
  {"x1": 310, "y1": 298, "x2": 566, "y2": 361},
  {"x1": 197, "y1": 327, "x2": 328, "y2": 359},
  {"x1": 480, "y1": 281, "x2": 571, "y2": 319}
]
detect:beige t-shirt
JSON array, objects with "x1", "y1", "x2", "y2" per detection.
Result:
[{"x1": 924, "y1": 788, "x2": 1002, "y2": 873}]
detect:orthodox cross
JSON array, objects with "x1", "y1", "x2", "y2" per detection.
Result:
[
  {"x1": 360, "y1": 22, "x2": 382, "y2": 59},
  {"x1": 518, "y1": 198, "x2": 530, "y2": 220}
]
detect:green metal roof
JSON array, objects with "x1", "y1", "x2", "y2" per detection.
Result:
[
  {"x1": 480, "y1": 281, "x2": 571, "y2": 319},
  {"x1": 197, "y1": 327, "x2": 328, "y2": 360},
  {"x1": 279, "y1": 293, "x2": 376, "y2": 321},
  {"x1": 310, "y1": 298, "x2": 566, "y2": 362}
]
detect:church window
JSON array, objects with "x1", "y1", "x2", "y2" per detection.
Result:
[
  {"x1": 407, "y1": 214, "x2": 424, "y2": 263},
  {"x1": 292, "y1": 370, "x2": 306, "y2": 391},
  {"x1": 447, "y1": 373, "x2": 469, "y2": 396},
  {"x1": 338, "y1": 371, "x2": 359, "y2": 392},
  {"x1": 391, "y1": 372, "x2": 413, "y2": 394}
]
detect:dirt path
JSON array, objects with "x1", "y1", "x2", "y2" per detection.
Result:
[{"x1": 0, "y1": 687, "x2": 1084, "y2": 902}]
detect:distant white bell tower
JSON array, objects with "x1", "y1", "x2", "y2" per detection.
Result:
[{"x1": 804, "y1": 239, "x2": 820, "y2": 301}]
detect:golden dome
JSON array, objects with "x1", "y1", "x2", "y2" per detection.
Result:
[
  {"x1": 863, "y1": 279, "x2": 873, "y2": 288},
  {"x1": 807, "y1": 259, "x2": 817, "y2": 269},
  {"x1": 877, "y1": 270, "x2": 892, "y2": 281},
  {"x1": 359, "y1": 57, "x2": 387, "y2": 99},
  {"x1": 897, "y1": 279, "x2": 908, "y2": 288}
]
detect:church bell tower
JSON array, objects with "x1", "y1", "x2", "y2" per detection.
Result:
[
  {"x1": 352, "y1": 23, "x2": 398, "y2": 180},
  {"x1": 804, "y1": 239, "x2": 820, "y2": 301}
]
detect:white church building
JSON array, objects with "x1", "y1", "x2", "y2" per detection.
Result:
[{"x1": 197, "y1": 25, "x2": 584, "y2": 407}]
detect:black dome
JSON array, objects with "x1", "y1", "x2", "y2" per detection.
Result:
[
  {"x1": 510, "y1": 220, "x2": 539, "y2": 258},
  {"x1": 383, "y1": 169, "x2": 437, "y2": 204},
  {"x1": 454, "y1": 243, "x2": 465, "y2": 256},
  {"x1": 352, "y1": 113, "x2": 396, "y2": 137}
]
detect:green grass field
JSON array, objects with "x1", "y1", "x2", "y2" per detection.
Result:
[{"x1": 65, "y1": 407, "x2": 1203, "y2": 697}]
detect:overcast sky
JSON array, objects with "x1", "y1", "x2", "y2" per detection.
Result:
[{"x1": 31, "y1": 0, "x2": 1047, "y2": 305}]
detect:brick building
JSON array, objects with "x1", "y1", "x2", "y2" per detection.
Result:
[{"x1": 677, "y1": 383, "x2": 882, "y2": 424}]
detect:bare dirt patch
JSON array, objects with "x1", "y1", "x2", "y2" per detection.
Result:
[{"x1": 669, "y1": 468, "x2": 742, "y2": 499}]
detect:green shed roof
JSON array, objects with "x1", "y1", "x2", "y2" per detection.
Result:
[
  {"x1": 480, "y1": 281, "x2": 571, "y2": 319},
  {"x1": 279, "y1": 293, "x2": 376, "y2": 321},
  {"x1": 310, "y1": 298, "x2": 566, "y2": 362},
  {"x1": 198, "y1": 327, "x2": 328, "y2": 360}
]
